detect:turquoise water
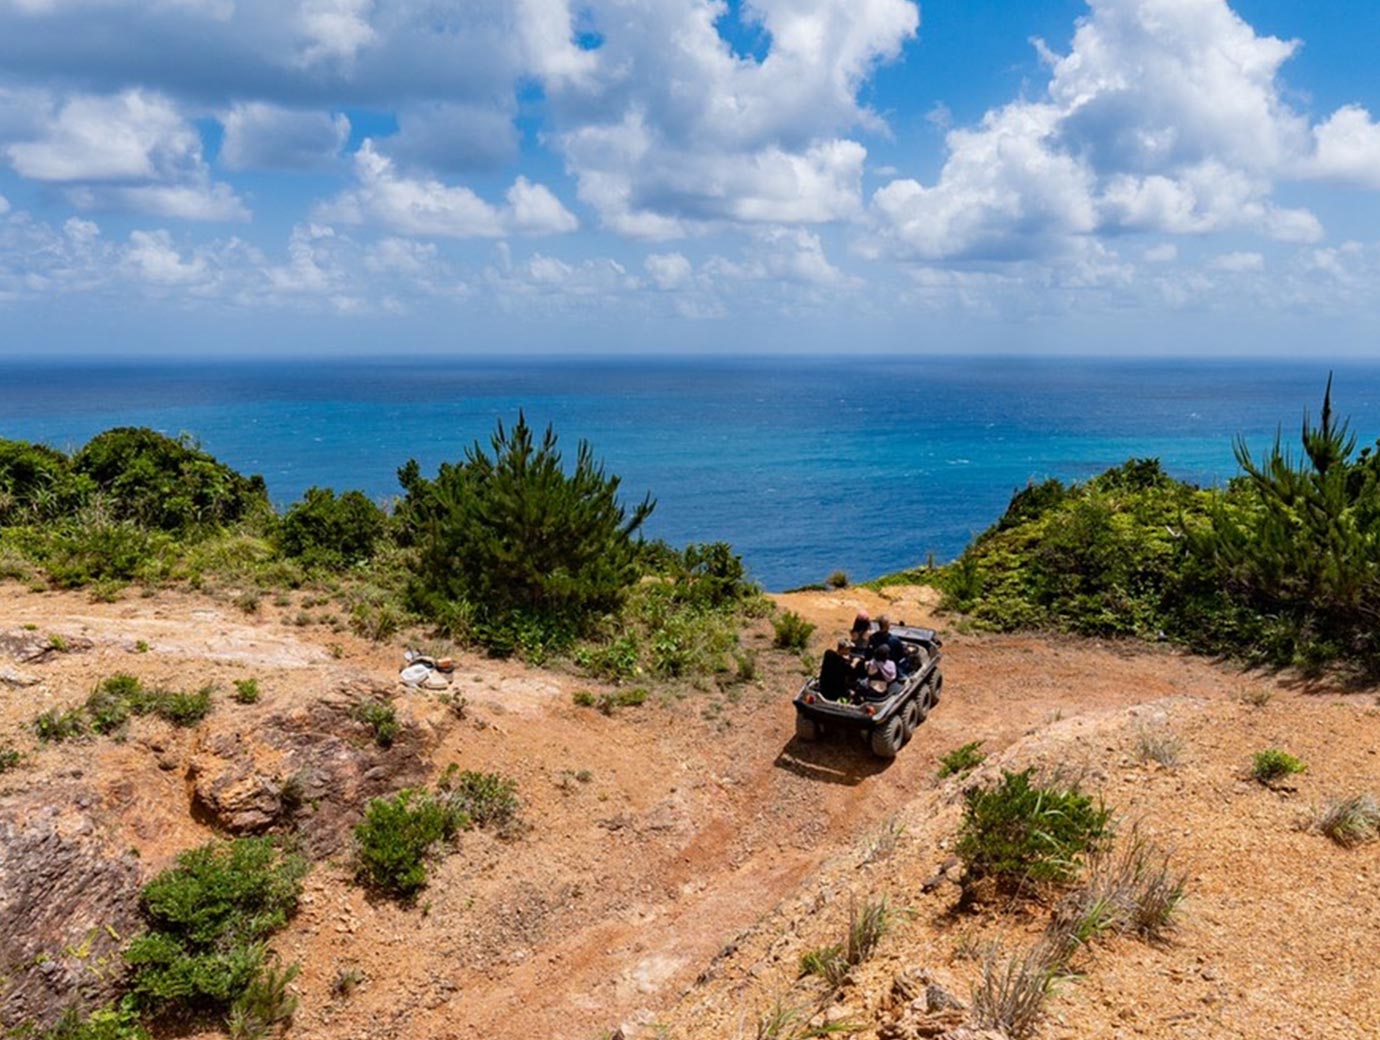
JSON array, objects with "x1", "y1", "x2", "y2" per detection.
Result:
[{"x1": 3, "y1": 355, "x2": 1378, "y2": 590}]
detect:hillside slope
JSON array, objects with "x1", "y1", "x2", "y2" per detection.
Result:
[{"x1": 1, "y1": 582, "x2": 1376, "y2": 1040}]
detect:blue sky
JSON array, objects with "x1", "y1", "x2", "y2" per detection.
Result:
[{"x1": 3, "y1": 0, "x2": 1380, "y2": 357}]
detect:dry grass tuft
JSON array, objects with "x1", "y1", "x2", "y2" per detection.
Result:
[
  {"x1": 1308, "y1": 794, "x2": 1380, "y2": 848},
  {"x1": 969, "y1": 941, "x2": 1059, "y2": 1040}
]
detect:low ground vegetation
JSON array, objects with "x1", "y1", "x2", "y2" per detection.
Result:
[
  {"x1": 1307, "y1": 794, "x2": 1380, "y2": 847},
  {"x1": 1251, "y1": 748, "x2": 1307, "y2": 784},
  {"x1": 354, "y1": 770, "x2": 520, "y2": 898},
  {"x1": 124, "y1": 837, "x2": 307, "y2": 1027},
  {"x1": 936, "y1": 740, "x2": 985, "y2": 778}
]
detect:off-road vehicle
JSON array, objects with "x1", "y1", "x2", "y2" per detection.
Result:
[{"x1": 792, "y1": 624, "x2": 943, "y2": 758}]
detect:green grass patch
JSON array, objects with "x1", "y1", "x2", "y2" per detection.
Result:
[
  {"x1": 1251, "y1": 748, "x2": 1306, "y2": 784},
  {"x1": 938, "y1": 740, "x2": 986, "y2": 778}
]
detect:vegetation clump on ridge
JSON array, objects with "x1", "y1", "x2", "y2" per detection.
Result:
[{"x1": 908, "y1": 382, "x2": 1380, "y2": 676}]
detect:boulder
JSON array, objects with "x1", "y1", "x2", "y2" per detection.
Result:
[{"x1": 189, "y1": 682, "x2": 431, "y2": 856}]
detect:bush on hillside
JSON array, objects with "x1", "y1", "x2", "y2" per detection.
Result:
[
  {"x1": 125, "y1": 837, "x2": 306, "y2": 1012},
  {"x1": 73, "y1": 427, "x2": 270, "y2": 535},
  {"x1": 279, "y1": 486, "x2": 387, "y2": 568},
  {"x1": 956, "y1": 769, "x2": 1110, "y2": 898},
  {"x1": 0, "y1": 437, "x2": 83, "y2": 523},
  {"x1": 397, "y1": 414, "x2": 654, "y2": 652},
  {"x1": 353, "y1": 790, "x2": 465, "y2": 898}
]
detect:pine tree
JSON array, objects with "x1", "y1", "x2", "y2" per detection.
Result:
[{"x1": 399, "y1": 414, "x2": 654, "y2": 649}]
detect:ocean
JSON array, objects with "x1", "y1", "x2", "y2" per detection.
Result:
[{"x1": 2, "y1": 355, "x2": 1378, "y2": 591}]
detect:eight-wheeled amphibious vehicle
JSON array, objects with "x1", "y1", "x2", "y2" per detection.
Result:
[{"x1": 792, "y1": 624, "x2": 943, "y2": 758}]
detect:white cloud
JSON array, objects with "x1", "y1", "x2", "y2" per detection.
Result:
[
  {"x1": 547, "y1": 0, "x2": 918, "y2": 237},
  {"x1": 124, "y1": 229, "x2": 209, "y2": 284},
  {"x1": 506, "y1": 177, "x2": 579, "y2": 235},
  {"x1": 318, "y1": 140, "x2": 578, "y2": 238},
  {"x1": 1305, "y1": 105, "x2": 1380, "y2": 190},
  {"x1": 296, "y1": 0, "x2": 375, "y2": 65},
  {"x1": 1209, "y1": 250, "x2": 1264, "y2": 272},
  {"x1": 866, "y1": 0, "x2": 1338, "y2": 262},
  {"x1": 645, "y1": 252, "x2": 692, "y2": 290},
  {"x1": 2, "y1": 89, "x2": 248, "y2": 220},
  {"x1": 1143, "y1": 243, "x2": 1177, "y2": 262},
  {"x1": 221, "y1": 103, "x2": 350, "y2": 171}
]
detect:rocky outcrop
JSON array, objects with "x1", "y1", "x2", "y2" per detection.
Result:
[
  {"x1": 0, "y1": 792, "x2": 143, "y2": 1031},
  {"x1": 189, "y1": 680, "x2": 431, "y2": 856}
]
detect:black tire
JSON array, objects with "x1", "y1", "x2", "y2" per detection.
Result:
[
  {"x1": 795, "y1": 714, "x2": 820, "y2": 742},
  {"x1": 870, "y1": 716, "x2": 905, "y2": 758},
  {"x1": 901, "y1": 698, "x2": 921, "y2": 739},
  {"x1": 928, "y1": 672, "x2": 943, "y2": 706}
]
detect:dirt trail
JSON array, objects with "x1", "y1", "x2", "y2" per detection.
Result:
[{"x1": 2, "y1": 582, "x2": 1375, "y2": 1040}]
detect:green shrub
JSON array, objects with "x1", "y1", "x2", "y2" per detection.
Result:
[
  {"x1": 826, "y1": 570, "x2": 849, "y2": 589},
  {"x1": 154, "y1": 685, "x2": 214, "y2": 726},
  {"x1": 1251, "y1": 748, "x2": 1307, "y2": 784},
  {"x1": 72, "y1": 427, "x2": 270, "y2": 536},
  {"x1": 0, "y1": 437, "x2": 83, "y2": 524},
  {"x1": 571, "y1": 690, "x2": 597, "y2": 708},
  {"x1": 125, "y1": 837, "x2": 306, "y2": 1012},
  {"x1": 352, "y1": 699, "x2": 398, "y2": 748},
  {"x1": 0, "y1": 745, "x2": 20, "y2": 771},
  {"x1": 227, "y1": 957, "x2": 299, "y2": 1039},
  {"x1": 85, "y1": 674, "x2": 156, "y2": 735},
  {"x1": 232, "y1": 679, "x2": 261, "y2": 705},
  {"x1": 353, "y1": 790, "x2": 465, "y2": 898},
  {"x1": 279, "y1": 487, "x2": 387, "y2": 569},
  {"x1": 937, "y1": 740, "x2": 986, "y2": 778},
  {"x1": 34, "y1": 707, "x2": 86, "y2": 743},
  {"x1": 33, "y1": 1000, "x2": 150, "y2": 1040},
  {"x1": 772, "y1": 610, "x2": 815, "y2": 651},
  {"x1": 398, "y1": 414, "x2": 654, "y2": 650},
  {"x1": 438, "y1": 767, "x2": 520, "y2": 831},
  {"x1": 956, "y1": 769, "x2": 1110, "y2": 896}
]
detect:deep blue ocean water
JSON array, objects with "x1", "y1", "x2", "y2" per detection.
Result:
[{"x1": 3, "y1": 355, "x2": 1379, "y2": 590}]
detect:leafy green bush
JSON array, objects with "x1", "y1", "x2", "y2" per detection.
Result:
[
  {"x1": 232, "y1": 679, "x2": 261, "y2": 705},
  {"x1": 125, "y1": 837, "x2": 306, "y2": 1012},
  {"x1": 85, "y1": 674, "x2": 157, "y2": 734},
  {"x1": 398, "y1": 414, "x2": 654, "y2": 651},
  {"x1": 1251, "y1": 748, "x2": 1306, "y2": 784},
  {"x1": 34, "y1": 707, "x2": 85, "y2": 743},
  {"x1": 438, "y1": 767, "x2": 520, "y2": 830},
  {"x1": 73, "y1": 427, "x2": 270, "y2": 536},
  {"x1": 956, "y1": 769, "x2": 1110, "y2": 896},
  {"x1": 154, "y1": 685, "x2": 213, "y2": 726},
  {"x1": 279, "y1": 487, "x2": 387, "y2": 569},
  {"x1": 938, "y1": 740, "x2": 986, "y2": 778},
  {"x1": 352, "y1": 699, "x2": 398, "y2": 748},
  {"x1": 353, "y1": 790, "x2": 465, "y2": 898},
  {"x1": 0, "y1": 744, "x2": 20, "y2": 771},
  {"x1": 227, "y1": 957, "x2": 299, "y2": 1039},
  {"x1": 0, "y1": 437, "x2": 83, "y2": 524},
  {"x1": 772, "y1": 610, "x2": 815, "y2": 651},
  {"x1": 32, "y1": 1000, "x2": 150, "y2": 1040}
]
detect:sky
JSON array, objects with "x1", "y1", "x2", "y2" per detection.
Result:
[{"x1": 2, "y1": 0, "x2": 1380, "y2": 357}]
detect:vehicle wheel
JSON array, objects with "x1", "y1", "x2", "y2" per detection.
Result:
[
  {"x1": 870, "y1": 716, "x2": 905, "y2": 758},
  {"x1": 795, "y1": 714, "x2": 820, "y2": 742},
  {"x1": 928, "y1": 672, "x2": 943, "y2": 706},
  {"x1": 901, "y1": 698, "x2": 921, "y2": 738}
]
